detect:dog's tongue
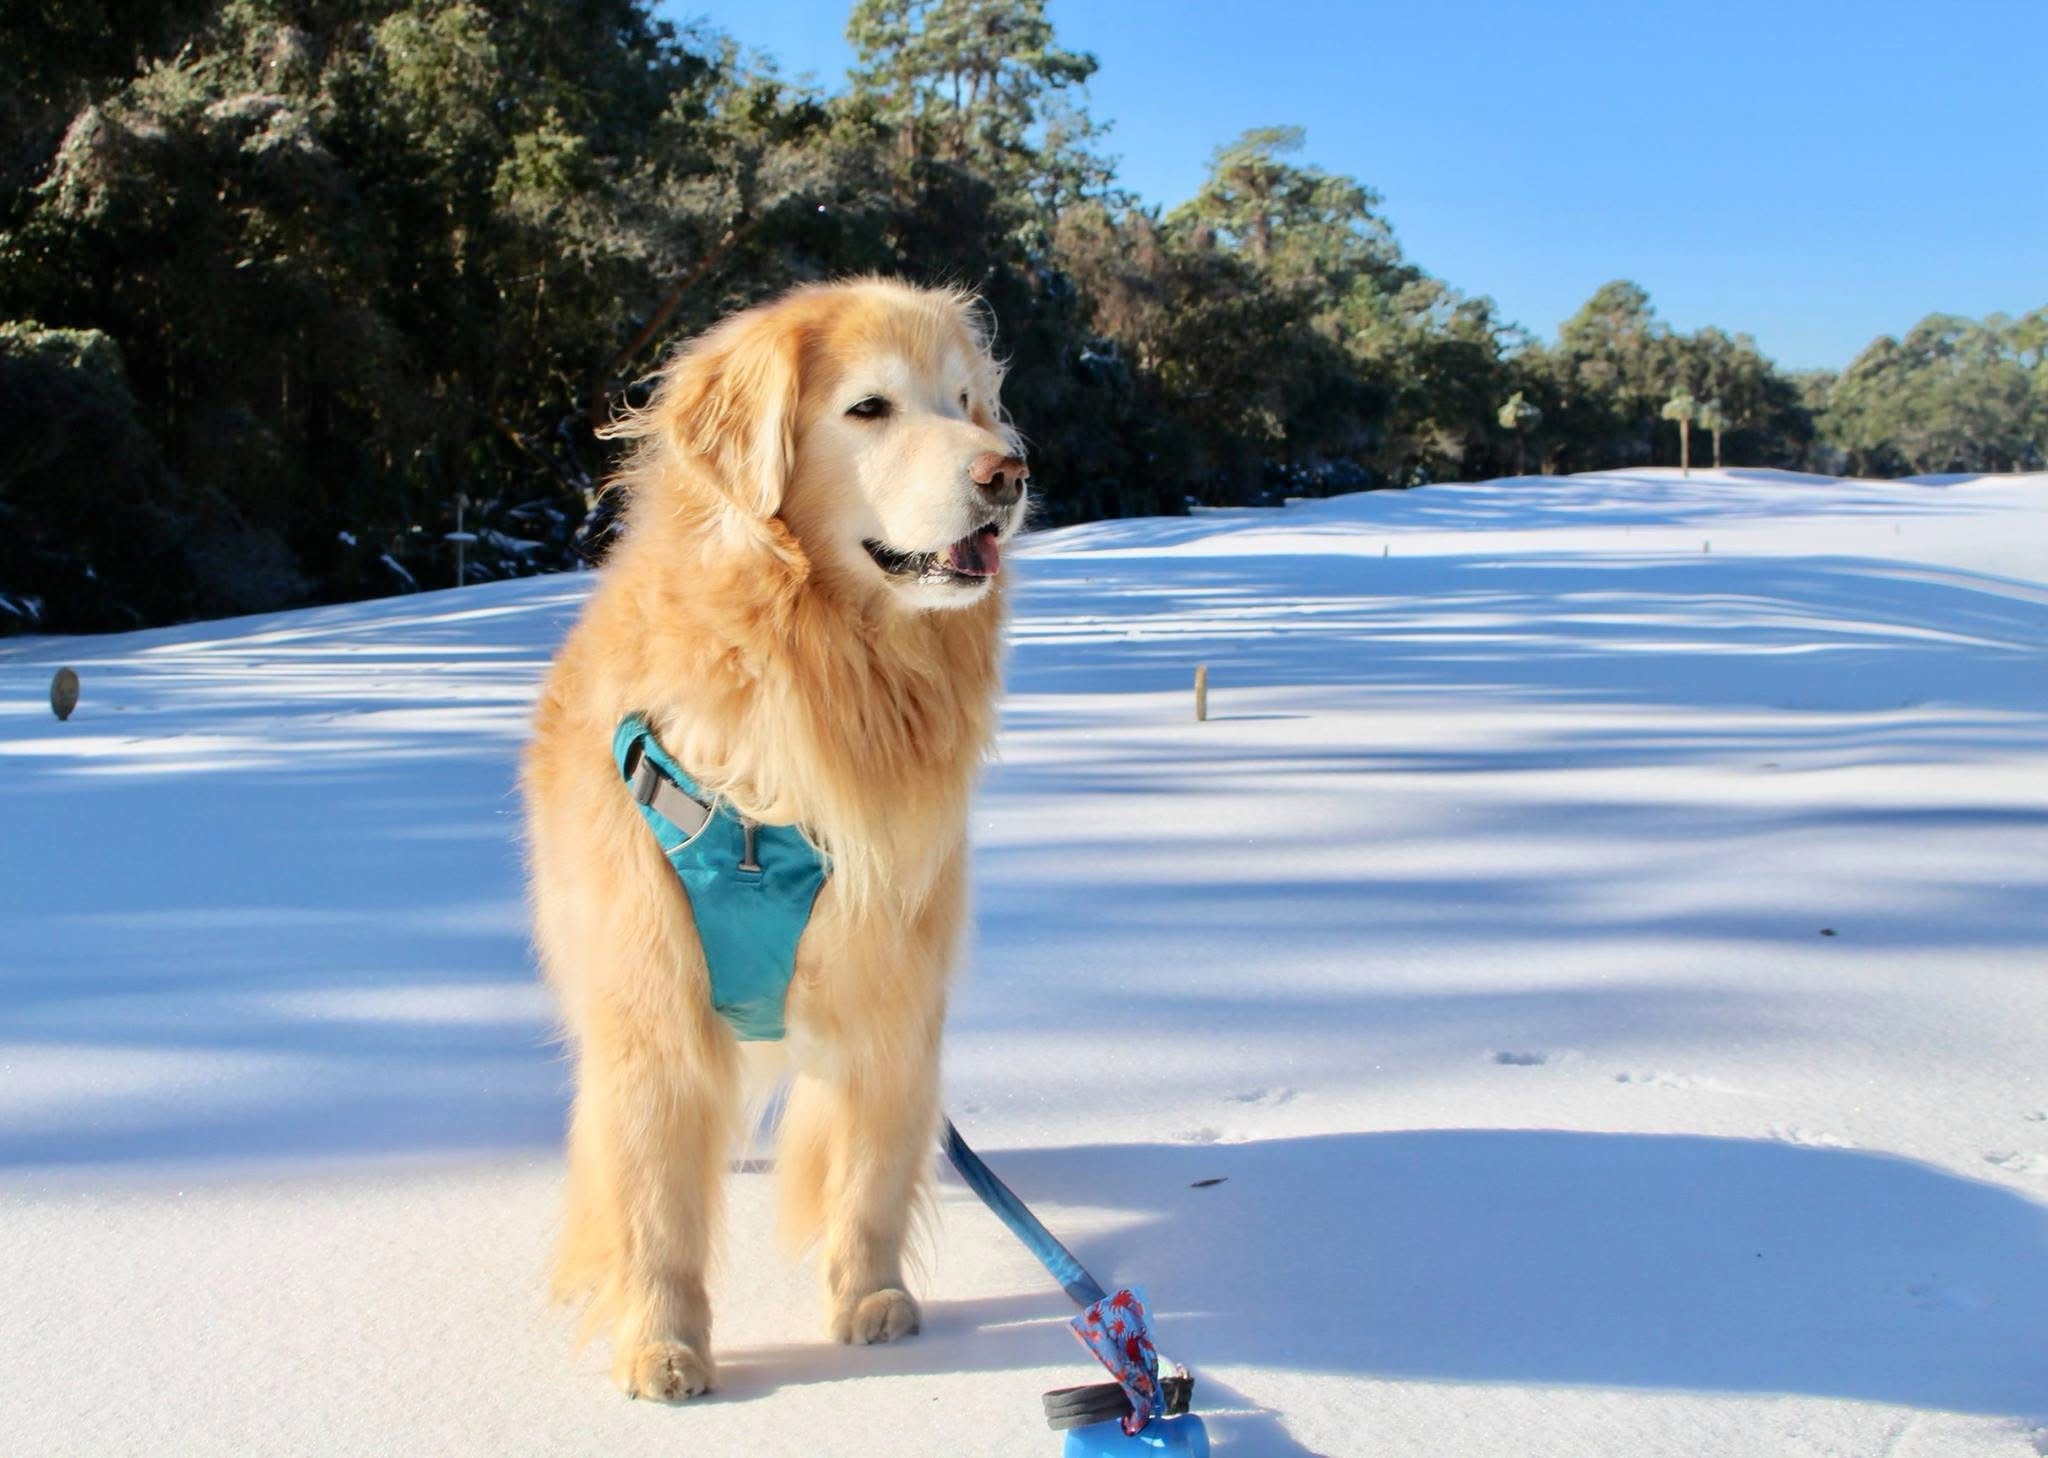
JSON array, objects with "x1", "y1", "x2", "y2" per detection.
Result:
[{"x1": 946, "y1": 527, "x2": 1001, "y2": 578}]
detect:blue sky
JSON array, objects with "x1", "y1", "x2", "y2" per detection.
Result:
[{"x1": 671, "y1": 0, "x2": 2046, "y2": 371}]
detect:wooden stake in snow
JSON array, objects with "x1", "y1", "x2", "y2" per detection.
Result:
[
  {"x1": 1194, "y1": 664, "x2": 1209, "y2": 722},
  {"x1": 50, "y1": 667, "x2": 79, "y2": 721}
]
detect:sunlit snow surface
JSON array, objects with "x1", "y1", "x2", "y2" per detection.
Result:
[{"x1": 3, "y1": 468, "x2": 2045, "y2": 1456}]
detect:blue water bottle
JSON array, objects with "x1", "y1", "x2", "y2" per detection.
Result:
[{"x1": 1062, "y1": 1413, "x2": 1211, "y2": 1457}]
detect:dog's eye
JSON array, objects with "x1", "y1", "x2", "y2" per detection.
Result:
[{"x1": 846, "y1": 396, "x2": 891, "y2": 420}]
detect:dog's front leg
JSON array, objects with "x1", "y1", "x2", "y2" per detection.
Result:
[
  {"x1": 781, "y1": 1047, "x2": 940, "y2": 1345},
  {"x1": 565, "y1": 1003, "x2": 737, "y2": 1399}
]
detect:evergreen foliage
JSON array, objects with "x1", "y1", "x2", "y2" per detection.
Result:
[
  {"x1": 1, "y1": 0, "x2": 2041, "y2": 632},
  {"x1": 1817, "y1": 311, "x2": 2047, "y2": 476}
]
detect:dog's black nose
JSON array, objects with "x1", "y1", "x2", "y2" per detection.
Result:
[{"x1": 970, "y1": 451, "x2": 1028, "y2": 508}]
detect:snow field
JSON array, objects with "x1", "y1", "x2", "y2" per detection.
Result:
[{"x1": 3, "y1": 467, "x2": 2046, "y2": 1456}]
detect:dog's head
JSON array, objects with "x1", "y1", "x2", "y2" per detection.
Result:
[{"x1": 618, "y1": 279, "x2": 1028, "y2": 611}]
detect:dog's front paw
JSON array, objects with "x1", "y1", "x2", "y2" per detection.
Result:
[
  {"x1": 615, "y1": 1339, "x2": 715, "y2": 1401},
  {"x1": 830, "y1": 1287, "x2": 921, "y2": 1345}
]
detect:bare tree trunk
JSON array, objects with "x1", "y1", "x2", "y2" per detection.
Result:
[
  {"x1": 1712, "y1": 426, "x2": 1723, "y2": 468},
  {"x1": 1514, "y1": 431, "x2": 1525, "y2": 476},
  {"x1": 583, "y1": 223, "x2": 749, "y2": 430},
  {"x1": 1680, "y1": 419, "x2": 1691, "y2": 477},
  {"x1": 950, "y1": 68, "x2": 964, "y2": 159}
]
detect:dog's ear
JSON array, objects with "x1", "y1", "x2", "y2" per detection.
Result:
[{"x1": 619, "y1": 310, "x2": 804, "y2": 519}]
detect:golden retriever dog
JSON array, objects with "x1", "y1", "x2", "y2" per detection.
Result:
[{"x1": 522, "y1": 278, "x2": 1027, "y2": 1400}]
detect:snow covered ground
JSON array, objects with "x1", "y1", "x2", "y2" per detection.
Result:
[{"x1": 3, "y1": 467, "x2": 2046, "y2": 1457}]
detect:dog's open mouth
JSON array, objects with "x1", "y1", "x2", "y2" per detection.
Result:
[{"x1": 863, "y1": 526, "x2": 1002, "y2": 584}]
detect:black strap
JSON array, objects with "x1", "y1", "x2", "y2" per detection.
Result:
[{"x1": 1041, "y1": 1376, "x2": 1195, "y2": 1431}]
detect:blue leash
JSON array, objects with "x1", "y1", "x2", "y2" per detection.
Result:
[
  {"x1": 941, "y1": 1118, "x2": 1205, "y2": 1446},
  {"x1": 942, "y1": 1118, "x2": 1106, "y2": 1307}
]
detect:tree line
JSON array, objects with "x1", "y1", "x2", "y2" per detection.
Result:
[{"x1": 3, "y1": 0, "x2": 2043, "y2": 632}]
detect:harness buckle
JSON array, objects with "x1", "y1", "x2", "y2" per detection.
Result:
[
  {"x1": 624, "y1": 733, "x2": 711, "y2": 840},
  {"x1": 625, "y1": 743, "x2": 662, "y2": 808}
]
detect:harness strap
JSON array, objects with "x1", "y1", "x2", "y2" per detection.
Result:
[
  {"x1": 613, "y1": 713, "x2": 828, "y2": 1042},
  {"x1": 623, "y1": 736, "x2": 711, "y2": 840}
]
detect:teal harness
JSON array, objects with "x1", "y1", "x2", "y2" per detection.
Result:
[{"x1": 613, "y1": 714, "x2": 828, "y2": 1041}]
